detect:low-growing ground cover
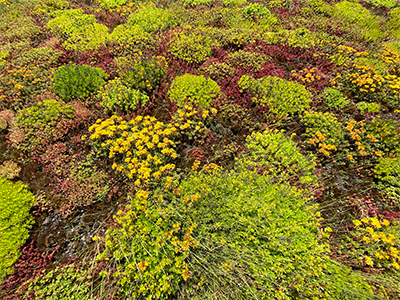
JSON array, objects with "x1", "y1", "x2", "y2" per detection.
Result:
[{"x1": 1, "y1": 0, "x2": 400, "y2": 299}]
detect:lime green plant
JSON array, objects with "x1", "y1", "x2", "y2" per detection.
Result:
[
  {"x1": 94, "y1": 167, "x2": 374, "y2": 299},
  {"x1": 374, "y1": 156, "x2": 400, "y2": 203},
  {"x1": 16, "y1": 99, "x2": 74, "y2": 131},
  {"x1": 109, "y1": 24, "x2": 153, "y2": 50},
  {"x1": 98, "y1": 0, "x2": 126, "y2": 10},
  {"x1": 241, "y1": 3, "x2": 277, "y2": 27},
  {"x1": 32, "y1": 0, "x2": 69, "y2": 16},
  {"x1": 95, "y1": 189, "x2": 196, "y2": 299},
  {"x1": 223, "y1": 0, "x2": 246, "y2": 7},
  {"x1": 168, "y1": 74, "x2": 221, "y2": 108},
  {"x1": 52, "y1": 64, "x2": 108, "y2": 101},
  {"x1": 214, "y1": 27, "x2": 258, "y2": 48},
  {"x1": 169, "y1": 25, "x2": 219, "y2": 64},
  {"x1": 241, "y1": 3, "x2": 271, "y2": 21},
  {"x1": 182, "y1": 0, "x2": 214, "y2": 7},
  {"x1": 238, "y1": 75, "x2": 312, "y2": 119},
  {"x1": 269, "y1": 28, "x2": 329, "y2": 49},
  {"x1": 367, "y1": 118, "x2": 400, "y2": 155},
  {"x1": 332, "y1": 1, "x2": 373, "y2": 25},
  {"x1": 127, "y1": 2, "x2": 177, "y2": 33},
  {"x1": 0, "y1": 178, "x2": 35, "y2": 281},
  {"x1": 363, "y1": 0, "x2": 397, "y2": 8},
  {"x1": 239, "y1": 129, "x2": 317, "y2": 185},
  {"x1": 386, "y1": 8, "x2": 400, "y2": 39},
  {"x1": 98, "y1": 77, "x2": 149, "y2": 113},
  {"x1": 331, "y1": 1, "x2": 383, "y2": 41},
  {"x1": 356, "y1": 101, "x2": 380, "y2": 113},
  {"x1": 322, "y1": 87, "x2": 349, "y2": 109},
  {"x1": 47, "y1": 9, "x2": 109, "y2": 51}
]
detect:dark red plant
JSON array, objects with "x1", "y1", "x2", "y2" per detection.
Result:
[{"x1": 0, "y1": 240, "x2": 59, "y2": 300}]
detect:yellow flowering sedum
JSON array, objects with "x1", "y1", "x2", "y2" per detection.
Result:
[
  {"x1": 88, "y1": 115, "x2": 178, "y2": 189},
  {"x1": 351, "y1": 217, "x2": 400, "y2": 270}
]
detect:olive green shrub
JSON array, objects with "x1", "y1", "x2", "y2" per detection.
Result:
[
  {"x1": 115, "y1": 54, "x2": 167, "y2": 93},
  {"x1": 227, "y1": 50, "x2": 267, "y2": 70}
]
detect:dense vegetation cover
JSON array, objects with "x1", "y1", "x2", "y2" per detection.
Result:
[{"x1": 1, "y1": 0, "x2": 400, "y2": 299}]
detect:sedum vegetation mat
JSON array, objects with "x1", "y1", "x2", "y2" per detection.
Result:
[{"x1": 1, "y1": 0, "x2": 400, "y2": 298}]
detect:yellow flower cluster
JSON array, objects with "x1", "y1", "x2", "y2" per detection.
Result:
[
  {"x1": 353, "y1": 217, "x2": 400, "y2": 270},
  {"x1": 202, "y1": 163, "x2": 220, "y2": 172},
  {"x1": 172, "y1": 105, "x2": 217, "y2": 139},
  {"x1": 307, "y1": 130, "x2": 337, "y2": 157},
  {"x1": 88, "y1": 115, "x2": 178, "y2": 188},
  {"x1": 182, "y1": 193, "x2": 200, "y2": 204},
  {"x1": 317, "y1": 143, "x2": 337, "y2": 157},
  {"x1": 8, "y1": 67, "x2": 34, "y2": 78},
  {"x1": 337, "y1": 45, "x2": 357, "y2": 55},
  {"x1": 167, "y1": 223, "x2": 199, "y2": 254},
  {"x1": 380, "y1": 46, "x2": 400, "y2": 65},
  {"x1": 192, "y1": 159, "x2": 201, "y2": 171},
  {"x1": 346, "y1": 119, "x2": 378, "y2": 156},
  {"x1": 346, "y1": 65, "x2": 384, "y2": 93},
  {"x1": 315, "y1": 41, "x2": 368, "y2": 68},
  {"x1": 110, "y1": 1, "x2": 135, "y2": 15},
  {"x1": 346, "y1": 119, "x2": 364, "y2": 141},
  {"x1": 4, "y1": 67, "x2": 41, "y2": 96},
  {"x1": 385, "y1": 74, "x2": 400, "y2": 93},
  {"x1": 291, "y1": 67, "x2": 321, "y2": 84}
]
